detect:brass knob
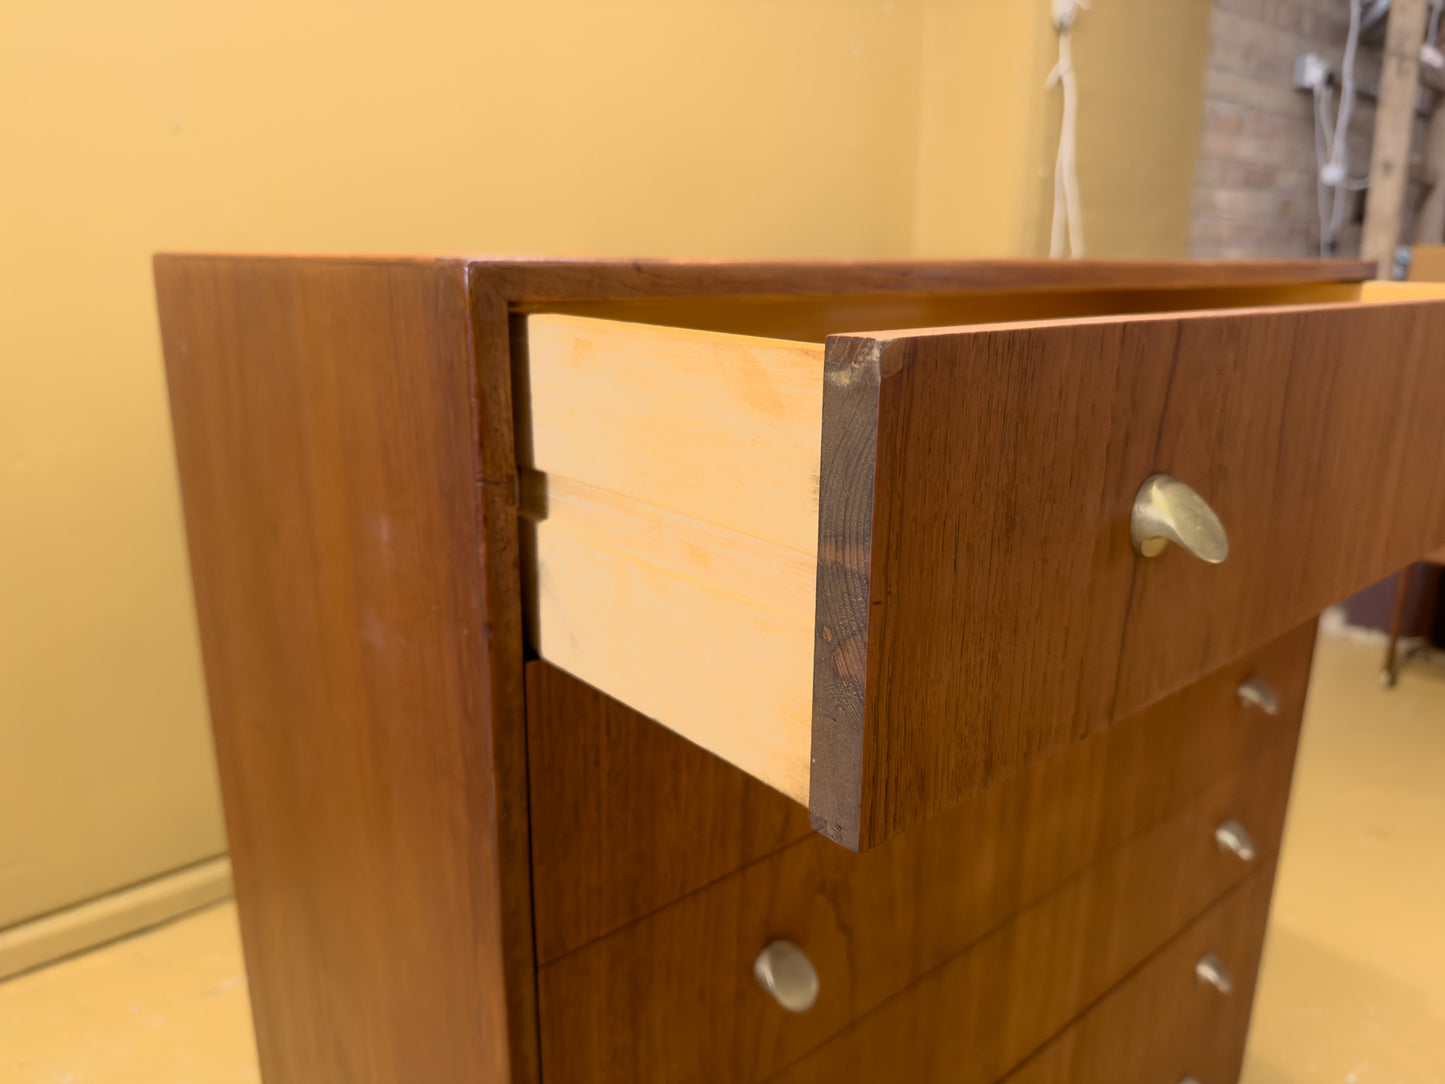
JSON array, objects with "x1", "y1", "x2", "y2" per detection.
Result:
[
  {"x1": 754, "y1": 940, "x2": 819, "y2": 1013},
  {"x1": 1195, "y1": 952, "x2": 1234, "y2": 995},
  {"x1": 1130, "y1": 474, "x2": 1229, "y2": 563},
  {"x1": 1214, "y1": 819, "x2": 1256, "y2": 862},
  {"x1": 1237, "y1": 676, "x2": 1280, "y2": 715}
]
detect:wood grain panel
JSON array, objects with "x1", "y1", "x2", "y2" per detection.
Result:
[
  {"x1": 521, "y1": 315, "x2": 824, "y2": 551},
  {"x1": 471, "y1": 257, "x2": 1372, "y2": 303},
  {"x1": 520, "y1": 315, "x2": 824, "y2": 801},
  {"x1": 535, "y1": 631, "x2": 1310, "y2": 1083},
  {"x1": 763, "y1": 860, "x2": 1278, "y2": 1084},
  {"x1": 157, "y1": 256, "x2": 534, "y2": 1084},
  {"x1": 517, "y1": 298, "x2": 1420, "y2": 844},
  {"x1": 1408, "y1": 244, "x2": 1445, "y2": 281},
  {"x1": 814, "y1": 315, "x2": 1180, "y2": 846},
  {"x1": 1361, "y1": 279, "x2": 1445, "y2": 301},
  {"x1": 512, "y1": 283, "x2": 1365, "y2": 343},
  {"x1": 822, "y1": 299, "x2": 1445, "y2": 849},
  {"x1": 524, "y1": 473, "x2": 819, "y2": 801},
  {"x1": 1003, "y1": 862, "x2": 1276, "y2": 1084},
  {"x1": 152, "y1": 253, "x2": 1381, "y2": 1084},
  {"x1": 529, "y1": 622, "x2": 1312, "y2": 969},
  {"x1": 1116, "y1": 300, "x2": 1445, "y2": 716},
  {"x1": 527, "y1": 661, "x2": 812, "y2": 964}
]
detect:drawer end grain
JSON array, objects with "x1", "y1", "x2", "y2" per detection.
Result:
[{"x1": 810, "y1": 335, "x2": 886, "y2": 850}]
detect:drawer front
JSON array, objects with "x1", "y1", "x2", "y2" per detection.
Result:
[
  {"x1": 1003, "y1": 863, "x2": 1277, "y2": 1084},
  {"x1": 528, "y1": 622, "x2": 1313, "y2": 964},
  {"x1": 1111, "y1": 301, "x2": 1445, "y2": 717},
  {"x1": 767, "y1": 860, "x2": 1278, "y2": 1084},
  {"x1": 526, "y1": 658, "x2": 812, "y2": 963},
  {"x1": 536, "y1": 705, "x2": 1301, "y2": 1083},
  {"x1": 825, "y1": 300, "x2": 1445, "y2": 849},
  {"x1": 523, "y1": 300, "x2": 1445, "y2": 851}
]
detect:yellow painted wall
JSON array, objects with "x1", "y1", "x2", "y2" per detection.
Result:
[
  {"x1": 1021, "y1": 0, "x2": 1217, "y2": 257},
  {"x1": 0, "y1": 0, "x2": 929, "y2": 931},
  {"x1": 1080, "y1": 0, "x2": 1215, "y2": 257},
  {"x1": 1, "y1": 0, "x2": 1214, "y2": 930},
  {"x1": 913, "y1": 0, "x2": 1055, "y2": 256},
  {"x1": 914, "y1": 0, "x2": 1215, "y2": 259}
]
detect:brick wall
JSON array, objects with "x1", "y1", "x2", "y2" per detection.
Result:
[{"x1": 1190, "y1": 0, "x2": 1384, "y2": 258}]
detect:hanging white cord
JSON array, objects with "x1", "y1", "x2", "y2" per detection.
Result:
[
  {"x1": 1048, "y1": 0, "x2": 1085, "y2": 258},
  {"x1": 1326, "y1": 0, "x2": 1363, "y2": 253},
  {"x1": 1314, "y1": 82, "x2": 1333, "y2": 257}
]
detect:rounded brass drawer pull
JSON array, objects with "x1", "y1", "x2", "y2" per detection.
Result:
[
  {"x1": 1214, "y1": 819, "x2": 1256, "y2": 862},
  {"x1": 1195, "y1": 952, "x2": 1234, "y2": 995},
  {"x1": 754, "y1": 940, "x2": 820, "y2": 1013},
  {"x1": 1237, "y1": 675, "x2": 1280, "y2": 715},
  {"x1": 1130, "y1": 474, "x2": 1229, "y2": 563}
]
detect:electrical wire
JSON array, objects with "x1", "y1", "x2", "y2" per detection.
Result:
[
  {"x1": 1310, "y1": 0, "x2": 1363, "y2": 257},
  {"x1": 1314, "y1": 83, "x2": 1333, "y2": 257},
  {"x1": 1048, "y1": 0, "x2": 1085, "y2": 258},
  {"x1": 1328, "y1": 0, "x2": 1363, "y2": 253}
]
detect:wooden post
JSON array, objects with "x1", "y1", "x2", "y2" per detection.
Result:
[{"x1": 1362, "y1": 0, "x2": 1429, "y2": 274}]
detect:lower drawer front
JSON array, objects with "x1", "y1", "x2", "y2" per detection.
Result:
[
  {"x1": 537, "y1": 733, "x2": 1298, "y2": 1083},
  {"x1": 1004, "y1": 862, "x2": 1277, "y2": 1084},
  {"x1": 770, "y1": 860, "x2": 1278, "y2": 1084},
  {"x1": 529, "y1": 622, "x2": 1314, "y2": 963}
]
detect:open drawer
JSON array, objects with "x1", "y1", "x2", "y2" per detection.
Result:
[{"x1": 516, "y1": 281, "x2": 1445, "y2": 851}]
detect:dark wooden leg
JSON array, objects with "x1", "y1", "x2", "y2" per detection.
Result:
[{"x1": 1381, "y1": 564, "x2": 1415, "y2": 688}]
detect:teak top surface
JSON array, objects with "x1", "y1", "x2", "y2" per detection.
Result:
[{"x1": 155, "y1": 254, "x2": 1375, "y2": 302}]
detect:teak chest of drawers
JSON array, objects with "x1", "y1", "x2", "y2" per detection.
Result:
[{"x1": 156, "y1": 256, "x2": 1445, "y2": 1084}]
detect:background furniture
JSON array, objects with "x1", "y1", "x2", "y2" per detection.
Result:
[
  {"x1": 1373, "y1": 245, "x2": 1445, "y2": 686},
  {"x1": 1381, "y1": 546, "x2": 1445, "y2": 685},
  {"x1": 157, "y1": 255, "x2": 1445, "y2": 1083}
]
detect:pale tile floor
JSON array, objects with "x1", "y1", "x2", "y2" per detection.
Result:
[
  {"x1": 0, "y1": 903, "x2": 257, "y2": 1083},
  {"x1": 1239, "y1": 632, "x2": 1445, "y2": 1084},
  {"x1": 1, "y1": 633, "x2": 1441, "y2": 1083}
]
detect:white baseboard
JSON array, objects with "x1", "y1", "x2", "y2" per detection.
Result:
[{"x1": 0, "y1": 855, "x2": 233, "y2": 981}]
